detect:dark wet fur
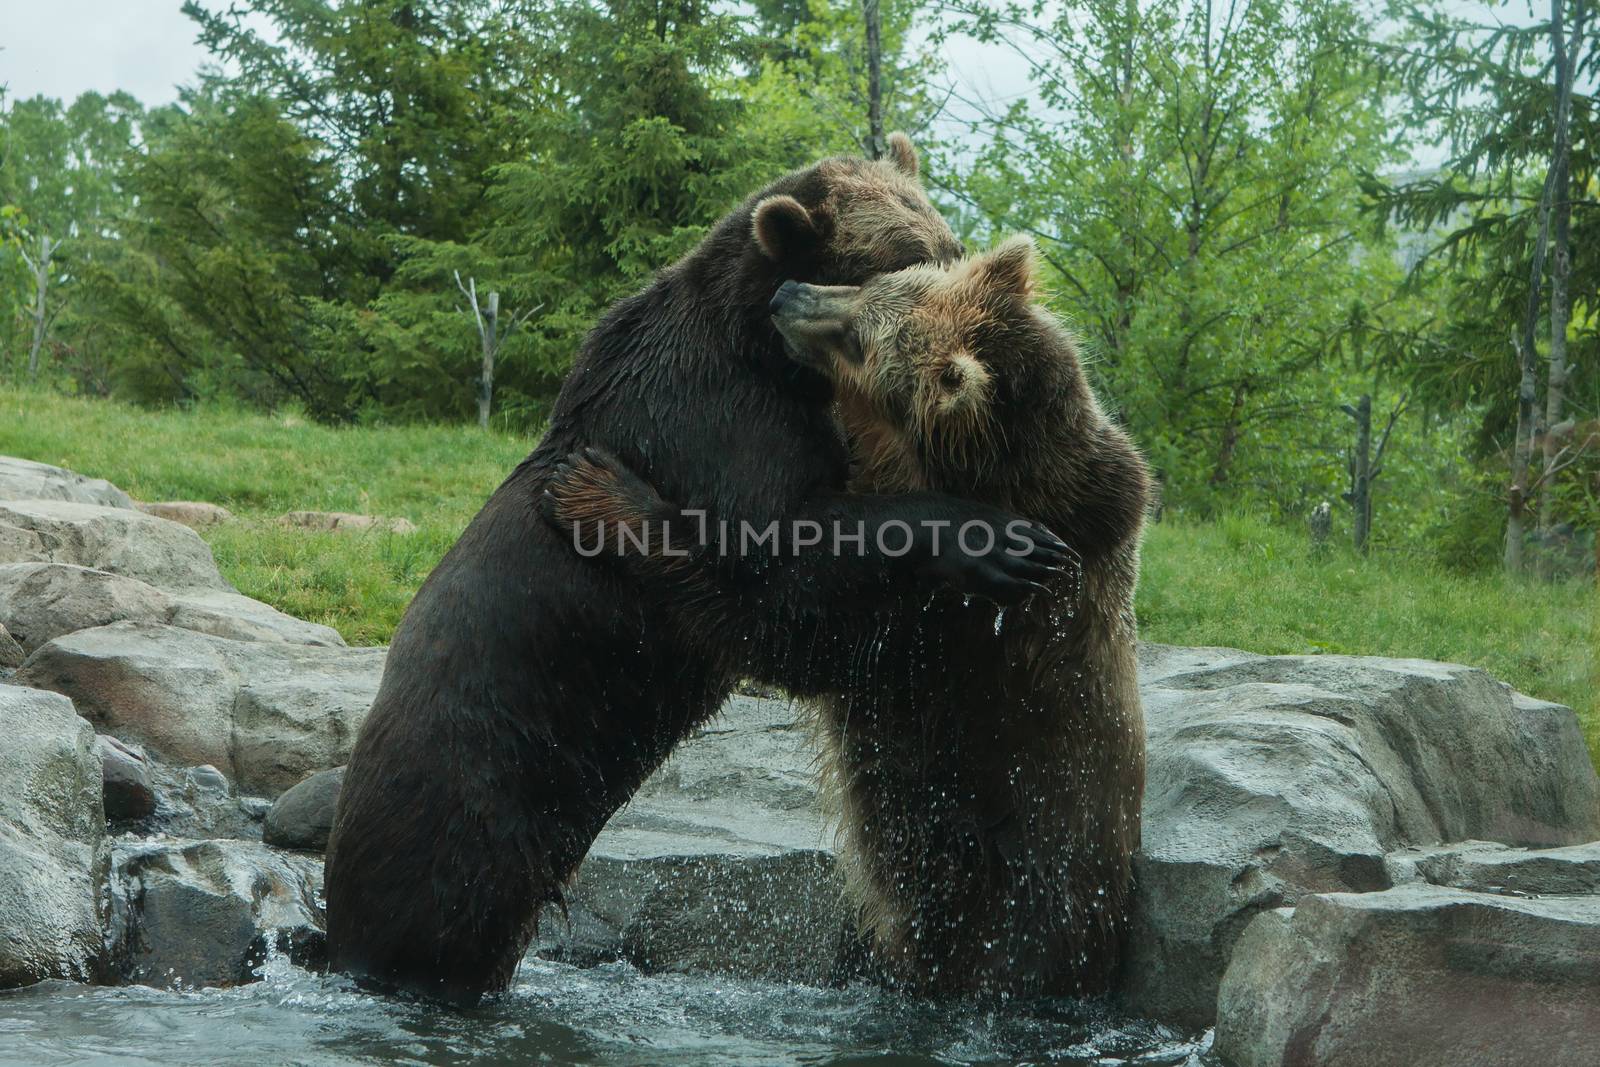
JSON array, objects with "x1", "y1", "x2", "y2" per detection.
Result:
[{"x1": 323, "y1": 154, "x2": 1003, "y2": 1006}]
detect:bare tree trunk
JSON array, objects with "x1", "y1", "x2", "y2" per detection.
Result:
[
  {"x1": 1540, "y1": 0, "x2": 1586, "y2": 535},
  {"x1": 863, "y1": 0, "x2": 885, "y2": 159},
  {"x1": 478, "y1": 291, "x2": 499, "y2": 430},
  {"x1": 1341, "y1": 393, "x2": 1405, "y2": 557},
  {"x1": 457, "y1": 272, "x2": 539, "y2": 432},
  {"x1": 19, "y1": 233, "x2": 59, "y2": 379},
  {"x1": 1509, "y1": 0, "x2": 1579, "y2": 572},
  {"x1": 1349, "y1": 395, "x2": 1373, "y2": 553},
  {"x1": 1208, "y1": 379, "x2": 1247, "y2": 485}
]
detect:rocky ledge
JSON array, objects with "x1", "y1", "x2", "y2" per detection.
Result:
[{"x1": 2, "y1": 454, "x2": 1598, "y2": 1066}]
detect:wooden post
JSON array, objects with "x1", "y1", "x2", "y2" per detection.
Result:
[
  {"x1": 863, "y1": 0, "x2": 885, "y2": 159},
  {"x1": 1309, "y1": 501, "x2": 1332, "y2": 551}
]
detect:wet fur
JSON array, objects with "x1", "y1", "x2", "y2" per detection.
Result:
[
  {"x1": 549, "y1": 242, "x2": 1152, "y2": 997},
  {"x1": 817, "y1": 247, "x2": 1150, "y2": 996}
]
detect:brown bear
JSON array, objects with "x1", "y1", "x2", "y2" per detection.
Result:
[
  {"x1": 323, "y1": 139, "x2": 1069, "y2": 1005},
  {"x1": 548, "y1": 236, "x2": 1149, "y2": 997}
]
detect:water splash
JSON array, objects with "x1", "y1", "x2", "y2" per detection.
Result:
[{"x1": 0, "y1": 957, "x2": 1219, "y2": 1067}]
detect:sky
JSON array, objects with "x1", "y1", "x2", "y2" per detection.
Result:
[
  {"x1": 0, "y1": 0, "x2": 1037, "y2": 118},
  {"x1": 1, "y1": 1, "x2": 216, "y2": 106}
]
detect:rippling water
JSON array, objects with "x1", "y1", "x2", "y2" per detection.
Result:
[{"x1": 0, "y1": 953, "x2": 1216, "y2": 1066}]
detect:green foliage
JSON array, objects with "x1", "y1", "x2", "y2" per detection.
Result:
[
  {"x1": 1366, "y1": 0, "x2": 1599, "y2": 437},
  {"x1": 934, "y1": 0, "x2": 1408, "y2": 516},
  {"x1": 1, "y1": 0, "x2": 1596, "y2": 575}
]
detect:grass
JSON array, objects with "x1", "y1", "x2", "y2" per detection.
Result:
[
  {"x1": 1138, "y1": 515, "x2": 1597, "y2": 760},
  {"x1": 3, "y1": 387, "x2": 1596, "y2": 758},
  {"x1": 0, "y1": 389, "x2": 530, "y2": 645}
]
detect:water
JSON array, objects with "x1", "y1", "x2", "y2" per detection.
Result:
[{"x1": 0, "y1": 954, "x2": 1216, "y2": 1067}]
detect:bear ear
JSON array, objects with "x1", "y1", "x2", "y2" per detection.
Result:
[
  {"x1": 886, "y1": 132, "x2": 919, "y2": 178},
  {"x1": 973, "y1": 235, "x2": 1039, "y2": 300},
  {"x1": 752, "y1": 195, "x2": 821, "y2": 262}
]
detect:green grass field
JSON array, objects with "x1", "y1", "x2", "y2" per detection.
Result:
[{"x1": 4, "y1": 387, "x2": 1595, "y2": 759}]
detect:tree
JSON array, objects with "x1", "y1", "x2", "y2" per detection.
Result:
[
  {"x1": 1369, "y1": 0, "x2": 1599, "y2": 571},
  {"x1": 863, "y1": 0, "x2": 885, "y2": 158},
  {"x1": 16, "y1": 233, "x2": 62, "y2": 376},
  {"x1": 455, "y1": 272, "x2": 539, "y2": 429},
  {"x1": 1342, "y1": 391, "x2": 1407, "y2": 553},
  {"x1": 936, "y1": 0, "x2": 1401, "y2": 508},
  {"x1": 0, "y1": 90, "x2": 145, "y2": 379}
]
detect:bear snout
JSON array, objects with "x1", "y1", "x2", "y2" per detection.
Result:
[{"x1": 770, "y1": 280, "x2": 803, "y2": 314}]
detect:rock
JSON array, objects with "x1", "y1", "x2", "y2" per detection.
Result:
[
  {"x1": 1121, "y1": 645, "x2": 1600, "y2": 1028},
  {"x1": 0, "y1": 455, "x2": 134, "y2": 509},
  {"x1": 0, "y1": 562, "x2": 344, "y2": 651},
  {"x1": 137, "y1": 760, "x2": 269, "y2": 842},
  {"x1": 263, "y1": 767, "x2": 345, "y2": 851},
  {"x1": 135, "y1": 501, "x2": 233, "y2": 528},
  {"x1": 0, "y1": 563, "x2": 170, "y2": 652},
  {"x1": 0, "y1": 685, "x2": 108, "y2": 987},
  {"x1": 1214, "y1": 886, "x2": 1600, "y2": 1067},
  {"x1": 14, "y1": 621, "x2": 384, "y2": 793},
  {"x1": 1386, "y1": 839, "x2": 1600, "y2": 896},
  {"x1": 108, "y1": 838, "x2": 324, "y2": 988},
  {"x1": 0, "y1": 500, "x2": 230, "y2": 593},
  {"x1": 185, "y1": 764, "x2": 232, "y2": 799},
  {"x1": 0, "y1": 621, "x2": 22, "y2": 669},
  {"x1": 547, "y1": 695, "x2": 845, "y2": 983},
  {"x1": 280, "y1": 510, "x2": 418, "y2": 535},
  {"x1": 97, "y1": 734, "x2": 157, "y2": 822},
  {"x1": 165, "y1": 588, "x2": 345, "y2": 647}
]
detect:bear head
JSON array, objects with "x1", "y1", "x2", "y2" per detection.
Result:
[
  {"x1": 749, "y1": 132, "x2": 963, "y2": 286},
  {"x1": 768, "y1": 235, "x2": 1081, "y2": 486}
]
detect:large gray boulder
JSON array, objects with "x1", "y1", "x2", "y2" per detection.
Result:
[
  {"x1": 0, "y1": 562, "x2": 343, "y2": 652},
  {"x1": 1121, "y1": 645, "x2": 1600, "y2": 1028},
  {"x1": 0, "y1": 456, "x2": 134, "y2": 509},
  {"x1": 108, "y1": 838, "x2": 324, "y2": 987},
  {"x1": 1215, "y1": 886, "x2": 1600, "y2": 1067},
  {"x1": 15, "y1": 621, "x2": 385, "y2": 795},
  {"x1": 0, "y1": 500, "x2": 229, "y2": 593},
  {"x1": 544, "y1": 695, "x2": 845, "y2": 982},
  {"x1": 0, "y1": 684, "x2": 108, "y2": 987}
]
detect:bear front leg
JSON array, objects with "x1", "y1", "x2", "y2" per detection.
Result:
[
  {"x1": 540, "y1": 447, "x2": 1071, "y2": 694},
  {"x1": 541, "y1": 447, "x2": 1070, "y2": 606}
]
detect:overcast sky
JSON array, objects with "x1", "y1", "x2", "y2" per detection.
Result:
[
  {"x1": 0, "y1": 1, "x2": 1036, "y2": 119},
  {"x1": 1, "y1": 1, "x2": 214, "y2": 106}
]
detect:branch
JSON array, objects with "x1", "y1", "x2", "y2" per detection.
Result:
[
  {"x1": 454, "y1": 270, "x2": 485, "y2": 339},
  {"x1": 500, "y1": 301, "x2": 545, "y2": 343},
  {"x1": 1528, "y1": 440, "x2": 1592, "y2": 492},
  {"x1": 1369, "y1": 392, "x2": 1410, "y2": 482}
]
